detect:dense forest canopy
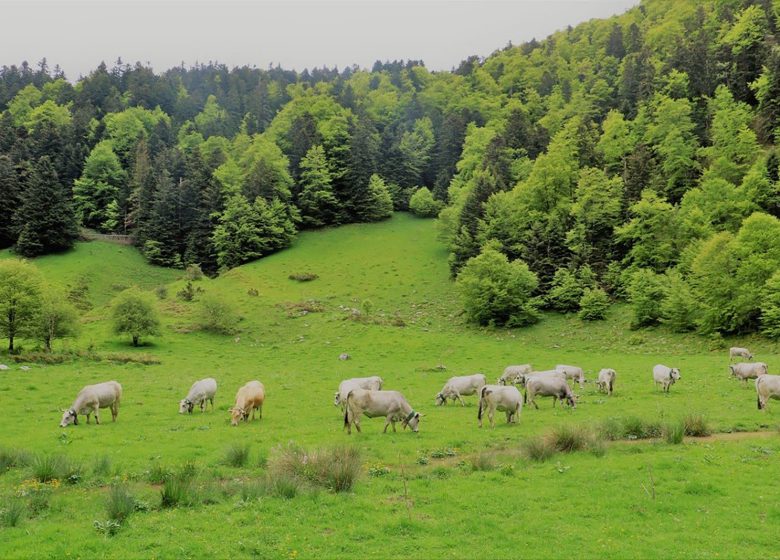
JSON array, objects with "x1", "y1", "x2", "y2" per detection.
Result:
[{"x1": 4, "y1": 0, "x2": 780, "y2": 337}]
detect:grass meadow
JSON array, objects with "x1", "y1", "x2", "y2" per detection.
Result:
[{"x1": 1, "y1": 213, "x2": 779, "y2": 558}]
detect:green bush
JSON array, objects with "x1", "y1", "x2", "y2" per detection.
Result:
[
  {"x1": 409, "y1": 187, "x2": 443, "y2": 218},
  {"x1": 661, "y1": 270, "x2": 698, "y2": 332},
  {"x1": 761, "y1": 271, "x2": 780, "y2": 339},
  {"x1": 627, "y1": 269, "x2": 668, "y2": 328},
  {"x1": 548, "y1": 425, "x2": 598, "y2": 453},
  {"x1": 664, "y1": 421, "x2": 685, "y2": 444},
  {"x1": 457, "y1": 245, "x2": 540, "y2": 327},
  {"x1": 683, "y1": 413, "x2": 711, "y2": 437},
  {"x1": 578, "y1": 287, "x2": 610, "y2": 320},
  {"x1": 546, "y1": 268, "x2": 583, "y2": 312},
  {"x1": 195, "y1": 293, "x2": 240, "y2": 335},
  {"x1": 160, "y1": 473, "x2": 193, "y2": 508},
  {"x1": 111, "y1": 287, "x2": 161, "y2": 346}
]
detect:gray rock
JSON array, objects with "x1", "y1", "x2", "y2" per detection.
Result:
[{"x1": 0, "y1": 364, "x2": 9, "y2": 370}]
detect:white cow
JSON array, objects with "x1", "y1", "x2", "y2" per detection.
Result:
[
  {"x1": 524, "y1": 375, "x2": 576, "y2": 409},
  {"x1": 729, "y1": 362, "x2": 768, "y2": 385},
  {"x1": 556, "y1": 364, "x2": 586, "y2": 389},
  {"x1": 344, "y1": 389, "x2": 420, "y2": 434},
  {"x1": 60, "y1": 381, "x2": 122, "y2": 427},
  {"x1": 653, "y1": 365, "x2": 681, "y2": 393},
  {"x1": 179, "y1": 378, "x2": 217, "y2": 413},
  {"x1": 516, "y1": 369, "x2": 566, "y2": 388},
  {"x1": 596, "y1": 368, "x2": 617, "y2": 395},
  {"x1": 334, "y1": 376, "x2": 383, "y2": 409},
  {"x1": 497, "y1": 365, "x2": 532, "y2": 385},
  {"x1": 435, "y1": 374, "x2": 487, "y2": 406},
  {"x1": 230, "y1": 381, "x2": 265, "y2": 426},
  {"x1": 756, "y1": 374, "x2": 780, "y2": 410},
  {"x1": 477, "y1": 385, "x2": 522, "y2": 428},
  {"x1": 730, "y1": 347, "x2": 753, "y2": 361}
]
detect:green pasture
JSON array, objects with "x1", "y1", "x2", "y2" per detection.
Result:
[{"x1": 0, "y1": 214, "x2": 778, "y2": 558}]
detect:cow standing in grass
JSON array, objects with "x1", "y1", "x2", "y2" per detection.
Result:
[
  {"x1": 729, "y1": 347, "x2": 753, "y2": 361},
  {"x1": 179, "y1": 378, "x2": 217, "y2": 413},
  {"x1": 477, "y1": 385, "x2": 522, "y2": 428},
  {"x1": 524, "y1": 375, "x2": 576, "y2": 409},
  {"x1": 60, "y1": 381, "x2": 122, "y2": 427},
  {"x1": 756, "y1": 374, "x2": 780, "y2": 410},
  {"x1": 435, "y1": 374, "x2": 486, "y2": 406},
  {"x1": 653, "y1": 365, "x2": 680, "y2": 393},
  {"x1": 497, "y1": 365, "x2": 532, "y2": 385},
  {"x1": 729, "y1": 363, "x2": 767, "y2": 386},
  {"x1": 596, "y1": 368, "x2": 616, "y2": 395},
  {"x1": 230, "y1": 381, "x2": 265, "y2": 426},
  {"x1": 334, "y1": 376, "x2": 383, "y2": 410},
  {"x1": 344, "y1": 389, "x2": 420, "y2": 434}
]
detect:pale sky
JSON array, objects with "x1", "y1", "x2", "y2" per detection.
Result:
[{"x1": 1, "y1": 0, "x2": 638, "y2": 79}]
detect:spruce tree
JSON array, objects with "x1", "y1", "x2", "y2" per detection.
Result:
[
  {"x1": 14, "y1": 156, "x2": 78, "y2": 257},
  {"x1": 0, "y1": 155, "x2": 20, "y2": 248},
  {"x1": 297, "y1": 145, "x2": 339, "y2": 227}
]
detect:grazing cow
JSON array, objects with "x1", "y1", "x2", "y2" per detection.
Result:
[
  {"x1": 729, "y1": 362, "x2": 768, "y2": 386},
  {"x1": 230, "y1": 381, "x2": 265, "y2": 426},
  {"x1": 653, "y1": 365, "x2": 681, "y2": 393},
  {"x1": 497, "y1": 365, "x2": 532, "y2": 385},
  {"x1": 334, "y1": 376, "x2": 383, "y2": 409},
  {"x1": 756, "y1": 374, "x2": 780, "y2": 410},
  {"x1": 60, "y1": 381, "x2": 122, "y2": 427},
  {"x1": 179, "y1": 378, "x2": 217, "y2": 414},
  {"x1": 516, "y1": 369, "x2": 566, "y2": 388},
  {"x1": 344, "y1": 389, "x2": 420, "y2": 434},
  {"x1": 596, "y1": 368, "x2": 617, "y2": 395},
  {"x1": 435, "y1": 374, "x2": 487, "y2": 406},
  {"x1": 556, "y1": 364, "x2": 587, "y2": 389},
  {"x1": 730, "y1": 347, "x2": 753, "y2": 361},
  {"x1": 524, "y1": 375, "x2": 576, "y2": 409},
  {"x1": 477, "y1": 385, "x2": 522, "y2": 428}
]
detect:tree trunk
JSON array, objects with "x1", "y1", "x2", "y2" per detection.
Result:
[
  {"x1": 45, "y1": 337, "x2": 52, "y2": 353},
  {"x1": 132, "y1": 335, "x2": 139, "y2": 347},
  {"x1": 8, "y1": 335, "x2": 13, "y2": 353}
]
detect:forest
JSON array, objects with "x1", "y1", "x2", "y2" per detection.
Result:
[{"x1": 3, "y1": 0, "x2": 780, "y2": 338}]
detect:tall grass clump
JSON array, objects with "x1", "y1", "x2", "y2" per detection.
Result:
[
  {"x1": 0, "y1": 499, "x2": 25, "y2": 527},
  {"x1": 664, "y1": 421, "x2": 686, "y2": 444},
  {"x1": 470, "y1": 452, "x2": 497, "y2": 471},
  {"x1": 683, "y1": 413, "x2": 711, "y2": 437},
  {"x1": 266, "y1": 443, "x2": 361, "y2": 494},
  {"x1": 159, "y1": 464, "x2": 197, "y2": 508},
  {"x1": 548, "y1": 425, "x2": 596, "y2": 453},
  {"x1": 598, "y1": 417, "x2": 662, "y2": 440},
  {"x1": 106, "y1": 484, "x2": 135, "y2": 523},
  {"x1": 31, "y1": 454, "x2": 64, "y2": 483},
  {"x1": 0, "y1": 449, "x2": 30, "y2": 474},
  {"x1": 522, "y1": 436, "x2": 556, "y2": 462},
  {"x1": 225, "y1": 443, "x2": 251, "y2": 468},
  {"x1": 92, "y1": 455, "x2": 112, "y2": 477}
]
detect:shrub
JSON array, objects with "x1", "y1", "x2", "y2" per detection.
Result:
[
  {"x1": 184, "y1": 264, "x2": 204, "y2": 281},
  {"x1": 387, "y1": 183, "x2": 415, "y2": 211},
  {"x1": 409, "y1": 187, "x2": 443, "y2": 218},
  {"x1": 195, "y1": 293, "x2": 240, "y2": 335},
  {"x1": 225, "y1": 443, "x2": 251, "y2": 468},
  {"x1": 661, "y1": 270, "x2": 698, "y2": 332},
  {"x1": 106, "y1": 484, "x2": 135, "y2": 523},
  {"x1": 288, "y1": 273, "x2": 318, "y2": 282},
  {"x1": 154, "y1": 285, "x2": 168, "y2": 300},
  {"x1": 664, "y1": 421, "x2": 685, "y2": 444},
  {"x1": 147, "y1": 463, "x2": 172, "y2": 484},
  {"x1": 27, "y1": 486, "x2": 51, "y2": 515},
  {"x1": 760, "y1": 271, "x2": 780, "y2": 339},
  {"x1": 0, "y1": 499, "x2": 25, "y2": 527},
  {"x1": 578, "y1": 287, "x2": 610, "y2": 320},
  {"x1": 457, "y1": 244, "x2": 540, "y2": 327},
  {"x1": 111, "y1": 287, "x2": 161, "y2": 347},
  {"x1": 547, "y1": 269, "x2": 584, "y2": 312},
  {"x1": 522, "y1": 436, "x2": 555, "y2": 462},
  {"x1": 683, "y1": 413, "x2": 711, "y2": 437},
  {"x1": 627, "y1": 269, "x2": 668, "y2": 328},
  {"x1": 177, "y1": 281, "x2": 203, "y2": 302},
  {"x1": 356, "y1": 174, "x2": 393, "y2": 222}
]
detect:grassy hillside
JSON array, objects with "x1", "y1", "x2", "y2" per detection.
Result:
[{"x1": 0, "y1": 214, "x2": 779, "y2": 558}]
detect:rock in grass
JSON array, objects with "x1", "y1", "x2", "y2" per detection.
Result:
[{"x1": 0, "y1": 364, "x2": 9, "y2": 370}]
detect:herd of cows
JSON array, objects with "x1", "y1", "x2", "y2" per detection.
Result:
[{"x1": 57, "y1": 346, "x2": 780, "y2": 433}]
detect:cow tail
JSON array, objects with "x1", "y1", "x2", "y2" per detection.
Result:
[
  {"x1": 477, "y1": 387, "x2": 486, "y2": 420},
  {"x1": 757, "y1": 393, "x2": 762, "y2": 410},
  {"x1": 343, "y1": 390, "x2": 354, "y2": 429}
]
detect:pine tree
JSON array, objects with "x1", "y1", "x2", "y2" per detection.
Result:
[
  {"x1": 0, "y1": 155, "x2": 21, "y2": 248},
  {"x1": 353, "y1": 174, "x2": 393, "y2": 223},
  {"x1": 142, "y1": 168, "x2": 183, "y2": 267},
  {"x1": 14, "y1": 156, "x2": 78, "y2": 257},
  {"x1": 297, "y1": 145, "x2": 339, "y2": 227},
  {"x1": 344, "y1": 116, "x2": 379, "y2": 218}
]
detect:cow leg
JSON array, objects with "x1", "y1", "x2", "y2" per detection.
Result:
[
  {"x1": 86, "y1": 413, "x2": 91, "y2": 424},
  {"x1": 489, "y1": 408, "x2": 495, "y2": 429},
  {"x1": 257, "y1": 404, "x2": 262, "y2": 419},
  {"x1": 111, "y1": 403, "x2": 118, "y2": 421},
  {"x1": 354, "y1": 418, "x2": 361, "y2": 433},
  {"x1": 457, "y1": 394, "x2": 466, "y2": 407},
  {"x1": 95, "y1": 410, "x2": 100, "y2": 425},
  {"x1": 531, "y1": 397, "x2": 539, "y2": 410}
]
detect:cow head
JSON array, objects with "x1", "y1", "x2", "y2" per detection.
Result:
[
  {"x1": 670, "y1": 368, "x2": 681, "y2": 381},
  {"x1": 728, "y1": 365, "x2": 736, "y2": 378},
  {"x1": 434, "y1": 392, "x2": 446, "y2": 406},
  {"x1": 229, "y1": 407, "x2": 246, "y2": 426},
  {"x1": 333, "y1": 392, "x2": 341, "y2": 407},
  {"x1": 59, "y1": 408, "x2": 78, "y2": 427},
  {"x1": 179, "y1": 399, "x2": 193, "y2": 414},
  {"x1": 402, "y1": 410, "x2": 421, "y2": 432}
]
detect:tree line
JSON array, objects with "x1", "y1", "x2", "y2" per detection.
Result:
[{"x1": 4, "y1": 0, "x2": 780, "y2": 337}]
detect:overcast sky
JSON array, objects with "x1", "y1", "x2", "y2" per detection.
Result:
[{"x1": 1, "y1": 0, "x2": 638, "y2": 79}]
